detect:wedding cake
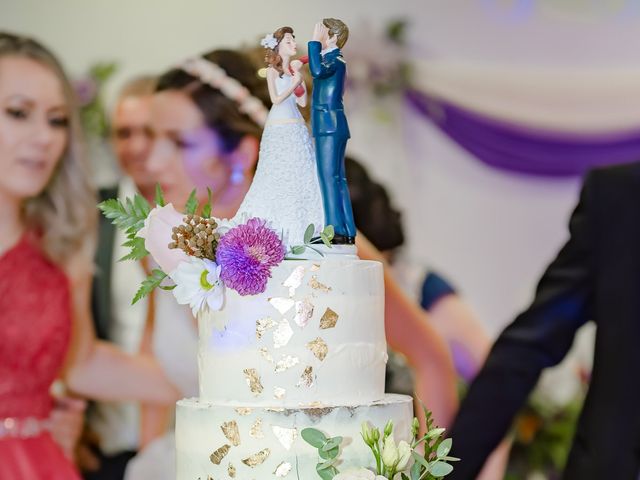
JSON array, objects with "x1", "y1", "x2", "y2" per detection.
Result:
[
  {"x1": 101, "y1": 19, "x2": 417, "y2": 479},
  {"x1": 175, "y1": 252, "x2": 414, "y2": 479}
]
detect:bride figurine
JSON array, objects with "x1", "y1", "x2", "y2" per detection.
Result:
[{"x1": 233, "y1": 26, "x2": 324, "y2": 247}]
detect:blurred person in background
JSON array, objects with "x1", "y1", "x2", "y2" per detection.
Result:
[
  {"x1": 449, "y1": 163, "x2": 640, "y2": 480},
  {"x1": 123, "y1": 47, "x2": 269, "y2": 480},
  {"x1": 83, "y1": 75, "x2": 163, "y2": 480},
  {"x1": 0, "y1": 32, "x2": 179, "y2": 480}
]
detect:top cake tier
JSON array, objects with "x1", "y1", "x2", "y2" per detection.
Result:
[{"x1": 197, "y1": 258, "x2": 386, "y2": 406}]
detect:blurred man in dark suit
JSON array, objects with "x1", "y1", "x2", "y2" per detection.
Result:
[{"x1": 449, "y1": 163, "x2": 640, "y2": 479}]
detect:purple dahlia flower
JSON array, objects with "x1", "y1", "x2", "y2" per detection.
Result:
[{"x1": 216, "y1": 218, "x2": 285, "y2": 296}]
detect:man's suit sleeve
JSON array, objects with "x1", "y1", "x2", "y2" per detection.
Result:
[
  {"x1": 448, "y1": 172, "x2": 597, "y2": 479},
  {"x1": 308, "y1": 41, "x2": 336, "y2": 79},
  {"x1": 92, "y1": 186, "x2": 119, "y2": 340}
]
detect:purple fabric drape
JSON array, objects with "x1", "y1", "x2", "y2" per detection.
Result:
[{"x1": 406, "y1": 89, "x2": 640, "y2": 176}]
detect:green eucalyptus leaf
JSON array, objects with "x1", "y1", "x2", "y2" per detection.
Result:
[
  {"x1": 321, "y1": 437, "x2": 343, "y2": 452},
  {"x1": 304, "y1": 223, "x2": 315, "y2": 244},
  {"x1": 320, "y1": 233, "x2": 331, "y2": 248},
  {"x1": 411, "y1": 451, "x2": 430, "y2": 470},
  {"x1": 301, "y1": 428, "x2": 327, "y2": 449},
  {"x1": 291, "y1": 245, "x2": 306, "y2": 255},
  {"x1": 429, "y1": 461, "x2": 453, "y2": 477},
  {"x1": 316, "y1": 458, "x2": 337, "y2": 470},
  {"x1": 318, "y1": 445, "x2": 340, "y2": 460},
  {"x1": 436, "y1": 438, "x2": 452, "y2": 458},
  {"x1": 323, "y1": 224, "x2": 334, "y2": 240},
  {"x1": 410, "y1": 460, "x2": 421, "y2": 480},
  {"x1": 317, "y1": 464, "x2": 338, "y2": 480}
]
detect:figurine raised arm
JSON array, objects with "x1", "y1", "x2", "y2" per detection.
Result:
[{"x1": 308, "y1": 18, "x2": 356, "y2": 245}]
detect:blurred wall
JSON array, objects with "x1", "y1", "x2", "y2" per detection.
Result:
[{"x1": 3, "y1": 0, "x2": 638, "y2": 334}]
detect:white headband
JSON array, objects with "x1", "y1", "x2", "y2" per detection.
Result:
[{"x1": 180, "y1": 57, "x2": 268, "y2": 127}]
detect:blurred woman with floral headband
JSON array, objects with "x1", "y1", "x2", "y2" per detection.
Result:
[
  {"x1": 0, "y1": 32, "x2": 180, "y2": 479},
  {"x1": 124, "y1": 47, "x2": 273, "y2": 480}
]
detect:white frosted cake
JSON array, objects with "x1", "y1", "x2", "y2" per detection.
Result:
[{"x1": 175, "y1": 256, "x2": 413, "y2": 479}]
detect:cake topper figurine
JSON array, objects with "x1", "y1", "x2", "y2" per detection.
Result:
[
  {"x1": 308, "y1": 18, "x2": 356, "y2": 245},
  {"x1": 233, "y1": 26, "x2": 325, "y2": 248}
]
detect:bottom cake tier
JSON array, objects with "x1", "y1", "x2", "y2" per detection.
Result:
[{"x1": 176, "y1": 394, "x2": 413, "y2": 479}]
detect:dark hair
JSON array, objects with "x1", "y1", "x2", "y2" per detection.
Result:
[
  {"x1": 156, "y1": 49, "x2": 270, "y2": 153},
  {"x1": 264, "y1": 26, "x2": 294, "y2": 77},
  {"x1": 345, "y1": 156, "x2": 405, "y2": 252}
]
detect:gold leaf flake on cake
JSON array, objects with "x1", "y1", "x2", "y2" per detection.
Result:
[
  {"x1": 273, "y1": 319, "x2": 293, "y2": 349},
  {"x1": 209, "y1": 444, "x2": 231, "y2": 465},
  {"x1": 258, "y1": 347, "x2": 274, "y2": 364},
  {"x1": 249, "y1": 418, "x2": 264, "y2": 438},
  {"x1": 309, "y1": 275, "x2": 331, "y2": 292},
  {"x1": 265, "y1": 407, "x2": 285, "y2": 412},
  {"x1": 220, "y1": 420, "x2": 240, "y2": 446},
  {"x1": 274, "y1": 354, "x2": 300, "y2": 372},
  {"x1": 306, "y1": 337, "x2": 328, "y2": 361},
  {"x1": 228, "y1": 462, "x2": 236, "y2": 478},
  {"x1": 271, "y1": 426, "x2": 298, "y2": 450},
  {"x1": 293, "y1": 298, "x2": 314, "y2": 328},
  {"x1": 296, "y1": 366, "x2": 315, "y2": 388},
  {"x1": 274, "y1": 386, "x2": 286, "y2": 399},
  {"x1": 256, "y1": 317, "x2": 276, "y2": 340},
  {"x1": 319, "y1": 308, "x2": 339, "y2": 329},
  {"x1": 274, "y1": 461, "x2": 293, "y2": 477},
  {"x1": 243, "y1": 368, "x2": 263, "y2": 396},
  {"x1": 241, "y1": 448, "x2": 271, "y2": 467},
  {"x1": 311, "y1": 263, "x2": 321, "y2": 272},
  {"x1": 283, "y1": 266, "x2": 306, "y2": 297},
  {"x1": 235, "y1": 407, "x2": 252, "y2": 416},
  {"x1": 268, "y1": 297, "x2": 295, "y2": 315}
]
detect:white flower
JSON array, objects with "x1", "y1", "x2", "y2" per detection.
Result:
[
  {"x1": 333, "y1": 468, "x2": 386, "y2": 480},
  {"x1": 260, "y1": 33, "x2": 278, "y2": 49},
  {"x1": 381, "y1": 435, "x2": 399, "y2": 468},
  {"x1": 396, "y1": 440, "x2": 412, "y2": 471},
  {"x1": 169, "y1": 257, "x2": 224, "y2": 315}
]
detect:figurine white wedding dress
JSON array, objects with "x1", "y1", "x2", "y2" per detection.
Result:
[{"x1": 233, "y1": 73, "x2": 324, "y2": 246}]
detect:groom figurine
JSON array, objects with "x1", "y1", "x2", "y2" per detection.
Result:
[{"x1": 309, "y1": 18, "x2": 356, "y2": 245}]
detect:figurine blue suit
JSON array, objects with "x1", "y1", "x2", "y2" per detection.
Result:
[{"x1": 308, "y1": 38, "x2": 356, "y2": 243}]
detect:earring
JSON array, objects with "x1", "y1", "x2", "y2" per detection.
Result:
[{"x1": 230, "y1": 167, "x2": 245, "y2": 185}]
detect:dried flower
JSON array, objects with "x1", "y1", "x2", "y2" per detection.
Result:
[{"x1": 169, "y1": 214, "x2": 219, "y2": 260}]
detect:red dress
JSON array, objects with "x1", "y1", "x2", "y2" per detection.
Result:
[{"x1": 0, "y1": 234, "x2": 80, "y2": 479}]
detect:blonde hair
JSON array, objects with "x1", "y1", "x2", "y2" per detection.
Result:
[
  {"x1": 323, "y1": 18, "x2": 349, "y2": 49},
  {"x1": 0, "y1": 32, "x2": 97, "y2": 266},
  {"x1": 116, "y1": 74, "x2": 156, "y2": 103}
]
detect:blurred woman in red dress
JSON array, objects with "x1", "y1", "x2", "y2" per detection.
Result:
[{"x1": 0, "y1": 32, "x2": 179, "y2": 480}]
